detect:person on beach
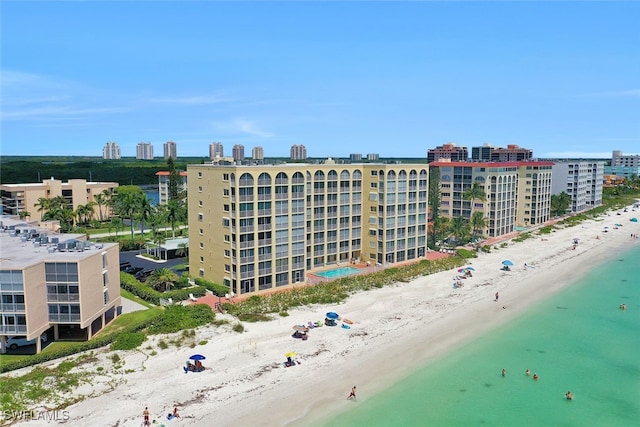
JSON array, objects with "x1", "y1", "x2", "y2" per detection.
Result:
[
  {"x1": 501, "y1": 368, "x2": 507, "y2": 377},
  {"x1": 173, "y1": 407, "x2": 181, "y2": 419},
  {"x1": 525, "y1": 369, "x2": 531, "y2": 376},
  {"x1": 533, "y1": 374, "x2": 539, "y2": 380},
  {"x1": 347, "y1": 386, "x2": 357, "y2": 400},
  {"x1": 565, "y1": 391, "x2": 573, "y2": 400},
  {"x1": 143, "y1": 407, "x2": 150, "y2": 426},
  {"x1": 495, "y1": 292, "x2": 499, "y2": 302}
]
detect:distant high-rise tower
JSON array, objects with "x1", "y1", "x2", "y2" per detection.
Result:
[
  {"x1": 252, "y1": 146, "x2": 264, "y2": 162},
  {"x1": 366, "y1": 153, "x2": 379, "y2": 161},
  {"x1": 102, "y1": 141, "x2": 121, "y2": 159},
  {"x1": 290, "y1": 144, "x2": 307, "y2": 160},
  {"x1": 164, "y1": 141, "x2": 177, "y2": 160},
  {"x1": 232, "y1": 144, "x2": 245, "y2": 162},
  {"x1": 209, "y1": 142, "x2": 224, "y2": 160},
  {"x1": 136, "y1": 142, "x2": 154, "y2": 160},
  {"x1": 427, "y1": 143, "x2": 468, "y2": 163},
  {"x1": 350, "y1": 153, "x2": 363, "y2": 161}
]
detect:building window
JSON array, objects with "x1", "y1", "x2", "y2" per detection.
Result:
[
  {"x1": 198, "y1": 186, "x2": 203, "y2": 192},
  {"x1": 198, "y1": 213, "x2": 204, "y2": 221}
]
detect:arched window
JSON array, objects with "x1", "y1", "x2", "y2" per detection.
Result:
[
  {"x1": 340, "y1": 170, "x2": 350, "y2": 180},
  {"x1": 239, "y1": 173, "x2": 253, "y2": 186},
  {"x1": 257, "y1": 172, "x2": 271, "y2": 185},
  {"x1": 314, "y1": 170, "x2": 325, "y2": 180},
  {"x1": 275, "y1": 172, "x2": 288, "y2": 184},
  {"x1": 328, "y1": 170, "x2": 338, "y2": 181}
]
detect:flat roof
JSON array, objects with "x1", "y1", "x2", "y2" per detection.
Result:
[{"x1": 0, "y1": 216, "x2": 117, "y2": 270}]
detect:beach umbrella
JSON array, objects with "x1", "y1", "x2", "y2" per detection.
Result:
[
  {"x1": 285, "y1": 352, "x2": 297, "y2": 358},
  {"x1": 326, "y1": 312, "x2": 339, "y2": 320},
  {"x1": 189, "y1": 354, "x2": 206, "y2": 361},
  {"x1": 465, "y1": 267, "x2": 475, "y2": 271},
  {"x1": 293, "y1": 325, "x2": 309, "y2": 332},
  {"x1": 502, "y1": 260, "x2": 514, "y2": 266},
  {"x1": 631, "y1": 218, "x2": 638, "y2": 222}
]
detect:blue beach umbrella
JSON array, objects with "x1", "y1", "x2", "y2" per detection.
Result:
[
  {"x1": 502, "y1": 260, "x2": 514, "y2": 266},
  {"x1": 326, "y1": 312, "x2": 339, "y2": 320},
  {"x1": 631, "y1": 217, "x2": 638, "y2": 222},
  {"x1": 189, "y1": 354, "x2": 206, "y2": 361}
]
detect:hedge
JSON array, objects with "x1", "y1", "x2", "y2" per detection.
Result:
[{"x1": 120, "y1": 273, "x2": 207, "y2": 304}]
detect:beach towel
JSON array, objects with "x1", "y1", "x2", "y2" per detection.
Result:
[{"x1": 341, "y1": 323, "x2": 351, "y2": 329}]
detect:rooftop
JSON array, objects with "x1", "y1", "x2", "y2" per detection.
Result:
[{"x1": 0, "y1": 216, "x2": 117, "y2": 269}]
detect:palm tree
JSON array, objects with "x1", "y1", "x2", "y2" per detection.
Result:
[
  {"x1": 94, "y1": 192, "x2": 107, "y2": 222},
  {"x1": 110, "y1": 216, "x2": 124, "y2": 237},
  {"x1": 551, "y1": 192, "x2": 572, "y2": 217},
  {"x1": 146, "y1": 268, "x2": 178, "y2": 292},
  {"x1": 450, "y1": 216, "x2": 471, "y2": 245},
  {"x1": 113, "y1": 187, "x2": 145, "y2": 239},
  {"x1": 165, "y1": 199, "x2": 185, "y2": 238},
  {"x1": 428, "y1": 166, "x2": 441, "y2": 248},
  {"x1": 470, "y1": 211, "x2": 487, "y2": 240},
  {"x1": 463, "y1": 181, "x2": 487, "y2": 217},
  {"x1": 175, "y1": 242, "x2": 189, "y2": 258},
  {"x1": 136, "y1": 196, "x2": 154, "y2": 237},
  {"x1": 35, "y1": 197, "x2": 52, "y2": 219},
  {"x1": 18, "y1": 211, "x2": 31, "y2": 220}
]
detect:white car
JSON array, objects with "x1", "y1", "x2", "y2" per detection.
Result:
[{"x1": 5, "y1": 333, "x2": 48, "y2": 350}]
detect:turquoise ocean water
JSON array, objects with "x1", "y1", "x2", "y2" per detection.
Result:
[{"x1": 323, "y1": 244, "x2": 640, "y2": 427}]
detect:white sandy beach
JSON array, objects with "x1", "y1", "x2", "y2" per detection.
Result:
[{"x1": 6, "y1": 207, "x2": 640, "y2": 427}]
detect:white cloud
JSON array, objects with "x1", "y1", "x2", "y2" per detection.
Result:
[
  {"x1": 146, "y1": 94, "x2": 233, "y2": 106},
  {"x1": 210, "y1": 118, "x2": 274, "y2": 138}
]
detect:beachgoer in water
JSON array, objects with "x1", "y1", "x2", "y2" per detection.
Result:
[
  {"x1": 347, "y1": 386, "x2": 357, "y2": 400},
  {"x1": 533, "y1": 374, "x2": 539, "y2": 380},
  {"x1": 525, "y1": 369, "x2": 531, "y2": 376},
  {"x1": 501, "y1": 368, "x2": 507, "y2": 377},
  {"x1": 565, "y1": 391, "x2": 573, "y2": 400},
  {"x1": 619, "y1": 304, "x2": 627, "y2": 310}
]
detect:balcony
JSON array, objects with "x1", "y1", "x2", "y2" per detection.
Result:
[
  {"x1": 0, "y1": 303, "x2": 25, "y2": 312},
  {"x1": 46, "y1": 294, "x2": 80, "y2": 303},
  {"x1": 258, "y1": 238, "x2": 273, "y2": 246},
  {"x1": 239, "y1": 210, "x2": 255, "y2": 218},
  {"x1": 0, "y1": 325, "x2": 27, "y2": 334},
  {"x1": 48, "y1": 314, "x2": 81, "y2": 323}
]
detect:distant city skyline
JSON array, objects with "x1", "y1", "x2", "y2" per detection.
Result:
[{"x1": 2, "y1": 2, "x2": 639, "y2": 158}]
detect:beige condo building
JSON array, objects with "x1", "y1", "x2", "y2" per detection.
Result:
[
  {"x1": 0, "y1": 216, "x2": 121, "y2": 354},
  {"x1": 431, "y1": 161, "x2": 553, "y2": 237},
  {"x1": 1, "y1": 178, "x2": 118, "y2": 224},
  {"x1": 188, "y1": 162, "x2": 429, "y2": 295}
]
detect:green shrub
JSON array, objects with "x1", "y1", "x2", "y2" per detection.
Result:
[
  {"x1": 146, "y1": 304, "x2": 215, "y2": 335},
  {"x1": 111, "y1": 332, "x2": 146, "y2": 350},
  {"x1": 456, "y1": 248, "x2": 477, "y2": 259},
  {"x1": 158, "y1": 340, "x2": 168, "y2": 350},
  {"x1": 278, "y1": 311, "x2": 289, "y2": 317},
  {"x1": 232, "y1": 323, "x2": 244, "y2": 333}
]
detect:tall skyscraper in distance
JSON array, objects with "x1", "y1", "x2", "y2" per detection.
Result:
[
  {"x1": 210, "y1": 142, "x2": 224, "y2": 160},
  {"x1": 366, "y1": 153, "x2": 379, "y2": 161},
  {"x1": 232, "y1": 144, "x2": 245, "y2": 162},
  {"x1": 136, "y1": 142, "x2": 154, "y2": 160},
  {"x1": 164, "y1": 141, "x2": 177, "y2": 160},
  {"x1": 350, "y1": 153, "x2": 363, "y2": 161},
  {"x1": 290, "y1": 144, "x2": 307, "y2": 160},
  {"x1": 102, "y1": 141, "x2": 121, "y2": 159},
  {"x1": 252, "y1": 146, "x2": 264, "y2": 162}
]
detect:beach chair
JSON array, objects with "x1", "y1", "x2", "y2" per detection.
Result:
[{"x1": 189, "y1": 293, "x2": 197, "y2": 302}]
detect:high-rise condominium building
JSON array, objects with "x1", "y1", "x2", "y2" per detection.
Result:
[
  {"x1": 188, "y1": 163, "x2": 429, "y2": 296},
  {"x1": 136, "y1": 142, "x2": 154, "y2": 160},
  {"x1": 232, "y1": 145, "x2": 245, "y2": 162},
  {"x1": 210, "y1": 142, "x2": 224, "y2": 160},
  {"x1": 102, "y1": 141, "x2": 121, "y2": 159},
  {"x1": 552, "y1": 161, "x2": 604, "y2": 213},
  {"x1": 252, "y1": 146, "x2": 264, "y2": 162},
  {"x1": 290, "y1": 145, "x2": 307, "y2": 160},
  {"x1": 1, "y1": 178, "x2": 118, "y2": 223},
  {"x1": 612, "y1": 150, "x2": 640, "y2": 167},
  {"x1": 427, "y1": 143, "x2": 468, "y2": 163},
  {"x1": 471, "y1": 144, "x2": 533, "y2": 161},
  {"x1": 430, "y1": 161, "x2": 553, "y2": 236},
  {"x1": 0, "y1": 216, "x2": 121, "y2": 354},
  {"x1": 155, "y1": 171, "x2": 188, "y2": 205},
  {"x1": 164, "y1": 141, "x2": 177, "y2": 160},
  {"x1": 366, "y1": 153, "x2": 379, "y2": 161},
  {"x1": 350, "y1": 153, "x2": 363, "y2": 161}
]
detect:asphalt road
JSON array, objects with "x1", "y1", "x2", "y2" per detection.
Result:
[{"x1": 119, "y1": 250, "x2": 187, "y2": 273}]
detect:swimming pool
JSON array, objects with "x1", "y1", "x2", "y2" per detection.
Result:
[{"x1": 314, "y1": 266, "x2": 360, "y2": 279}]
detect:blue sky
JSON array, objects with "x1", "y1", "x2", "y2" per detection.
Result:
[{"x1": 2, "y1": 2, "x2": 639, "y2": 159}]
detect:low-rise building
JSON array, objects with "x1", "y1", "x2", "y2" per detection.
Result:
[
  {"x1": 155, "y1": 171, "x2": 188, "y2": 205},
  {"x1": 1, "y1": 178, "x2": 118, "y2": 223},
  {"x1": 0, "y1": 216, "x2": 121, "y2": 354}
]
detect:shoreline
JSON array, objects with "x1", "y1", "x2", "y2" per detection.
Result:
[{"x1": 5, "y1": 208, "x2": 640, "y2": 427}]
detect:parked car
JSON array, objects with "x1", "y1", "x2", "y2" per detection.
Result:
[
  {"x1": 134, "y1": 269, "x2": 154, "y2": 282},
  {"x1": 6, "y1": 333, "x2": 48, "y2": 350},
  {"x1": 124, "y1": 266, "x2": 144, "y2": 275},
  {"x1": 119, "y1": 261, "x2": 132, "y2": 271}
]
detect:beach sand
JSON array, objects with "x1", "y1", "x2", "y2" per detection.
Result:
[{"x1": 6, "y1": 207, "x2": 640, "y2": 427}]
